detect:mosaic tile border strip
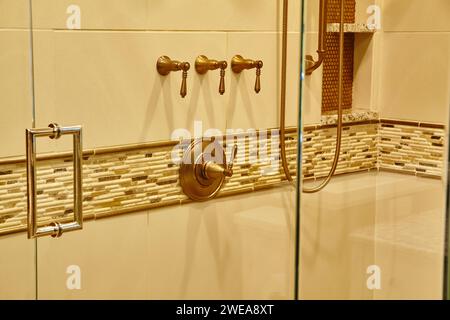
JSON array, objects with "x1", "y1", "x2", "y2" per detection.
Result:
[
  {"x1": 303, "y1": 122, "x2": 378, "y2": 179},
  {"x1": 0, "y1": 118, "x2": 446, "y2": 236},
  {"x1": 0, "y1": 129, "x2": 298, "y2": 236},
  {"x1": 378, "y1": 119, "x2": 445, "y2": 178}
]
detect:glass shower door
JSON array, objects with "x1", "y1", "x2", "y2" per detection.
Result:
[
  {"x1": 297, "y1": 0, "x2": 450, "y2": 299},
  {"x1": 28, "y1": 0, "x2": 303, "y2": 299}
]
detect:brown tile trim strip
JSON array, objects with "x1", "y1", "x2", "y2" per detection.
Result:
[
  {"x1": 0, "y1": 140, "x2": 178, "y2": 166},
  {"x1": 378, "y1": 167, "x2": 442, "y2": 180},
  {"x1": 378, "y1": 167, "x2": 416, "y2": 177},
  {"x1": 303, "y1": 167, "x2": 377, "y2": 182},
  {"x1": 304, "y1": 118, "x2": 445, "y2": 131},
  {"x1": 380, "y1": 118, "x2": 445, "y2": 129},
  {"x1": 303, "y1": 119, "x2": 380, "y2": 131},
  {"x1": 0, "y1": 126, "x2": 299, "y2": 166}
]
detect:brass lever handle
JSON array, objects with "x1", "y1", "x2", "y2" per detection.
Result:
[
  {"x1": 224, "y1": 144, "x2": 238, "y2": 177},
  {"x1": 195, "y1": 55, "x2": 228, "y2": 95},
  {"x1": 156, "y1": 55, "x2": 191, "y2": 98},
  {"x1": 231, "y1": 55, "x2": 263, "y2": 93}
]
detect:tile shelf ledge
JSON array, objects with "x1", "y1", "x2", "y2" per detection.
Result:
[{"x1": 327, "y1": 23, "x2": 378, "y2": 33}]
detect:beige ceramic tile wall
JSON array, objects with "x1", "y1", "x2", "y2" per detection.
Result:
[
  {"x1": 0, "y1": 0, "x2": 29, "y2": 28},
  {"x1": 0, "y1": 233, "x2": 36, "y2": 299},
  {"x1": 31, "y1": 0, "x2": 301, "y2": 32},
  {"x1": 374, "y1": 0, "x2": 450, "y2": 296},
  {"x1": 0, "y1": 0, "x2": 33, "y2": 157},
  {"x1": 378, "y1": 0, "x2": 450, "y2": 123},
  {"x1": 226, "y1": 32, "x2": 301, "y2": 130},
  {"x1": 30, "y1": 1, "x2": 302, "y2": 153},
  {"x1": 0, "y1": 30, "x2": 33, "y2": 157},
  {"x1": 36, "y1": 187, "x2": 296, "y2": 299},
  {"x1": 0, "y1": 0, "x2": 35, "y2": 300},
  {"x1": 37, "y1": 211, "x2": 150, "y2": 299},
  {"x1": 33, "y1": 30, "x2": 228, "y2": 152}
]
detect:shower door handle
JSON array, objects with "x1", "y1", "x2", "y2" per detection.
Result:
[{"x1": 25, "y1": 123, "x2": 83, "y2": 239}]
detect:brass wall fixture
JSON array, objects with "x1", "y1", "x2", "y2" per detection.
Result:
[
  {"x1": 180, "y1": 139, "x2": 237, "y2": 201},
  {"x1": 195, "y1": 55, "x2": 228, "y2": 95},
  {"x1": 156, "y1": 56, "x2": 191, "y2": 98},
  {"x1": 26, "y1": 123, "x2": 83, "y2": 238},
  {"x1": 305, "y1": 0, "x2": 328, "y2": 75},
  {"x1": 231, "y1": 55, "x2": 263, "y2": 93}
]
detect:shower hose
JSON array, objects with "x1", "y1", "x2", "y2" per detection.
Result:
[{"x1": 280, "y1": 0, "x2": 345, "y2": 193}]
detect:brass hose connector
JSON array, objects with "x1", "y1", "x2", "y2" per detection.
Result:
[
  {"x1": 231, "y1": 55, "x2": 263, "y2": 93},
  {"x1": 195, "y1": 55, "x2": 228, "y2": 95},
  {"x1": 305, "y1": 0, "x2": 328, "y2": 75}
]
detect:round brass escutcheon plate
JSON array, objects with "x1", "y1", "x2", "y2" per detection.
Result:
[{"x1": 179, "y1": 139, "x2": 227, "y2": 202}]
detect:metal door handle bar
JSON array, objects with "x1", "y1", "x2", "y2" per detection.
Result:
[{"x1": 26, "y1": 123, "x2": 83, "y2": 239}]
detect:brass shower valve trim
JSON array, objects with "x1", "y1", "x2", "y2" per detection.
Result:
[
  {"x1": 231, "y1": 55, "x2": 263, "y2": 93},
  {"x1": 180, "y1": 140, "x2": 238, "y2": 201},
  {"x1": 156, "y1": 56, "x2": 191, "y2": 98},
  {"x1": 195, "y1": 55, "x2": 228, "y2": 95}
]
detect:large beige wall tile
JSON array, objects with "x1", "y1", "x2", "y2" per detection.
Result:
[
  {"x1": 0, "y1": 30, "x2": 33, "y2": 158},
  {"x1": 378, "y1": 33, "x2": 450, "y2": 123},
  {"x1": 0, "y1": 234, "x2": 35, "y2": 300},
  {"x1": 353, "y1": 33, "x2": 378, "y2": 111},
  {"x1": 0, "y1": 0, "x2": 29, "y2": 28},
  {"x1": 383, "y1": 0, "x2": 450, "y2": 32},
  {"x1": 147, "y1": 0, "x2": 301, "y2": 32},
  {"x1": 31, "y1": 0, "x2": 148, "y2": 30},
  {"x1": 31, "y1": 0, "x2": 301, "y2": 32},
  {"x1": 285, "y1": 32, "x2": 302, "y2": 127},
  {"x1": 32, "y1": 186, "x2": 295, "y2": 300},
  {"x1": 301, "y1": 32, "x2": 323, "y2": 125},
  {"x1": 37, "y1": 211, "x2": 150, "y2": 299},
  {"x1": 304, "y1": 0, "x2": 319, "y2": 33},
  {"x1": 32, "y1": 30, "x2": 227, "y2": 153},
  {"x1": 147, "y1": 187, "x2": 296, "y2": 300}
]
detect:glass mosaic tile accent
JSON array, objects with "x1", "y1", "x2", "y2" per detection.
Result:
[{"x1": 0, "y1": 118, "x2": 445, "y2": 235}]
